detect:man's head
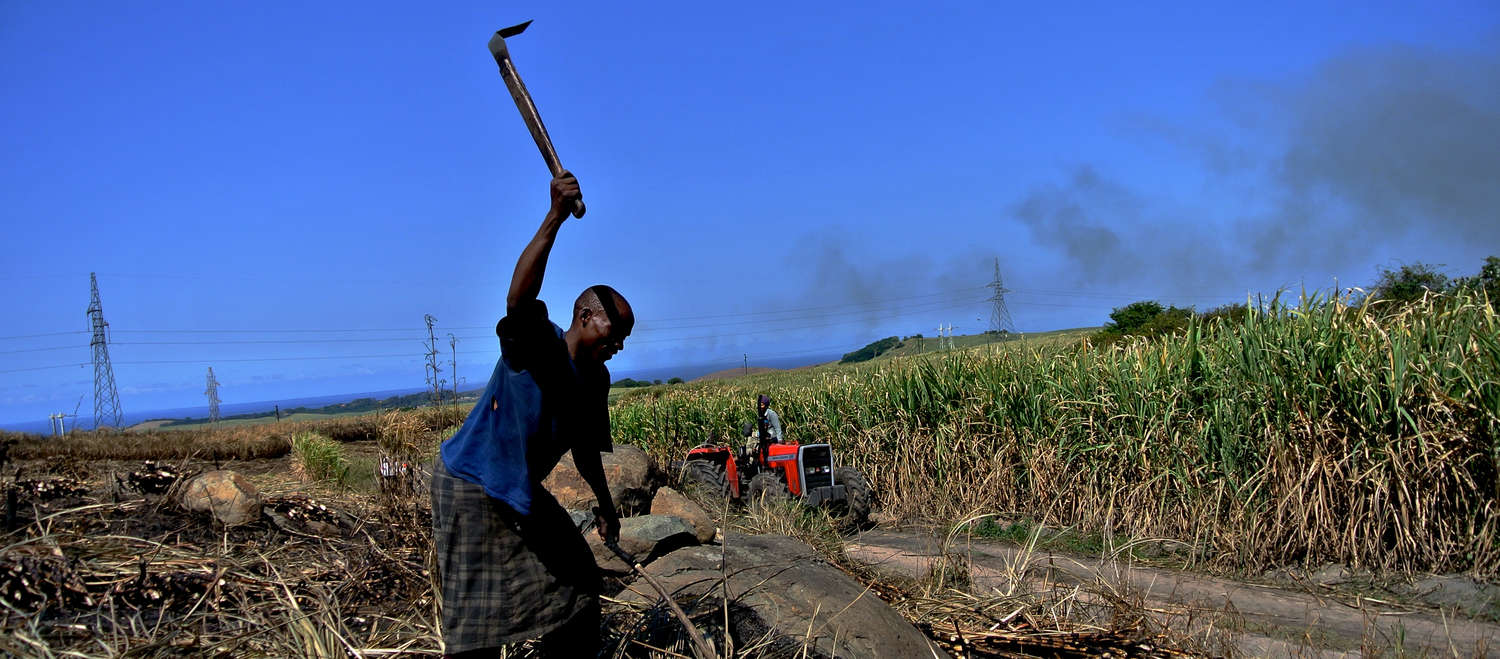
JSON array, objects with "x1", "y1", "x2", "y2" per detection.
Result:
[
  {"x1": 568, "y1": 285, "x2": 633, "y2": 364},
  {"x1": 757, "y1": 394, "x2": 771, "y2": 415}
]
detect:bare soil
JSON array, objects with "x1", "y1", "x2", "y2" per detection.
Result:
[{"x1": 846, "y1": 529, "x2": 1500, "y2": 657}]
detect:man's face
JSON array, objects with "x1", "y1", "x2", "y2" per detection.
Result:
[
  {"x1": 758, "y1": 401, "x2": 767, "y2": 413},
  {"x1": 582, "y1": 296, "x2": 633, "y2": 363}
]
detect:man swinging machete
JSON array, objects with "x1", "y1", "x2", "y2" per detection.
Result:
[{"x1": 429, "y1": 21, "x2": 633, "y2": 658}]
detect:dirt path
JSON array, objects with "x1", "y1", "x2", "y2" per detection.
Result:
[{"x1": 846, "y1": 530, "x2": 1498, "y2": 658}]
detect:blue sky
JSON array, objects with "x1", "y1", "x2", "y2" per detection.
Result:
[{"x1": 3, "y1": 1, "x2": 1498, "y2": 427}]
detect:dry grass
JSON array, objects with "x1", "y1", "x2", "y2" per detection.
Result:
[
  {"x1": 6, "y1": 426, "x2": 292, "y2": 462},
  {"x1": 0, "y1": 478, "x2": 440, "y2": 657},
  {"x1": 4, "y1": 405, "x2": 469, "y2": 464}
]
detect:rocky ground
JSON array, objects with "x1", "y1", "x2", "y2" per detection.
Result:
[{"x1": 4, "y1": 445, "x2": 1494, "y2": 657}]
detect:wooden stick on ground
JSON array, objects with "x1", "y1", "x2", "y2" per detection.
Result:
[{"x1": 603, "y1": 539, "x2": 717, "y2": 659}]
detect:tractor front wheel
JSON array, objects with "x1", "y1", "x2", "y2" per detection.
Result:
[
  {"x1": 833, "y1": 467, "x2": 874, "y2": 531},
  {"x1": 746, "y1": 472, "x2": 789, "y2": 509},
  {"x1": 680, "y1": 460, "x2": 730, "y2": 501}
]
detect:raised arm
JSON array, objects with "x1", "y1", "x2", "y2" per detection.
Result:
[{"x1": 506, "y1": 172, "x2": 582, "y2": 313}]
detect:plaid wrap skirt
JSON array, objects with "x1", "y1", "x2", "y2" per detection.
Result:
[{"x1": 430, "y1": 459, "x2": 601, "y2": 653}]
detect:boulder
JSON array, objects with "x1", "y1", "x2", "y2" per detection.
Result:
[
  {"x1": 617, "y1": 533, "x2": 940, "y2": 658},
  {"x1": 178, "y1": 471, "x2": 262, "y2": 527},
  {"x1": 1400, "y1": 575, "x2": 1500, "y2": 618},
  {"x1": 650, "y1": 486, "x2": 715, "y2": 543},
  {"x1": 568, "y1": 508, "x2": 595, "y2": 531},
  {"x1": 587, "y1": 514, "x2": 697, "y2": 574},
  {"x1": 543, "y1": 444, "x2": 654, "y2": 514},
  {"x1": 1309, "y1": 563, "x2": 1363, "y2": 586}
]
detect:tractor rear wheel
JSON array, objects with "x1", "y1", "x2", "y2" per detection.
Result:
[
  {"x1": 833, "y1": 467, "x2": 874, "y2": 531},
  {"x1": 746, "y1": 472, "x2": 789, "y2": 509},
  {"x1": 680, "y1": 460, "x2": 729, "y2": 501}
]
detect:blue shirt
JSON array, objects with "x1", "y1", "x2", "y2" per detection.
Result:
[{"x1": 439, "y1": 300, "x2": 611, "y2": 516}]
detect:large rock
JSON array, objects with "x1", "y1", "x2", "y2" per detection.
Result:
[
  {"x1": 587, "y1": 514, "x2": 698, "y2": 574},
  {"x1": 618, "y1": 533, "x2": 940, "y2": 658},
  {"x1": 543, "y1": 444, "x2": 654, "y2": 514},
  {"x1": 650, "y1": 486, "x2": 715, "y2": 543},
  {"x1": 178, "y1": 471, "x2": 262, "y2": 527},
  {"x1": 1399, "y1": 575, "x2": 1500, "y2": 619}
]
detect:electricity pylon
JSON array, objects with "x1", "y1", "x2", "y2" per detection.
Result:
[
  {"x1": 87, "y1": 273, "x2": 123, "y2": 429},
  {"x1": 987, "y1": 258, "x2": 1016, "y2": 334},
  {"x1": 205, "y1": 367, "x2": 221, "y2": 425},
  {"x1": 424, "y1": 315, "x2": 442, "y2": 406},
  {"x1": 448, "y1": 333, "x2": 459, "y2": 401}
]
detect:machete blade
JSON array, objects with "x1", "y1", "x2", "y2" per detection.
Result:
[{"x1": 497, "y1": 20, "x2": 532, "y2": 39}]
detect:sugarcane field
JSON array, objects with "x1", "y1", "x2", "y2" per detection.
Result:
[{"x1": 5, "y1": 3, "x2": 1500, "y2": 658}]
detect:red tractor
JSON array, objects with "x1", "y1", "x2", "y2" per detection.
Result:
[{"x1": 678, "y1": 423, "x2": 873, "y2": 529}]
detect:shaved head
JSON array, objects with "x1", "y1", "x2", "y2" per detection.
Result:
[
  {"x1": 568, "y1": 285, "x2": 634, "y2": 364},
  {"x1": 575, "y1": 285, "x2": 632, "y2": 323}
]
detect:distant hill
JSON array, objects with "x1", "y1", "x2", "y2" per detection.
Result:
[
  {"x1": 877, "y1": 327, "x2": 1099, "y2": 359},
  {"x1": 693, "y1": 366, "x2": 780, "y2": 382},
  {"x1": 689, "y1": 328, "x2": 1099, "y2": 384},
  {"x1": 134, "y1": 388, "x2": 483, "y2": 431}
]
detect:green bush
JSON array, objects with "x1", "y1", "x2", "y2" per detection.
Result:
[
  {"x1": 1372, "y1": 262, "x2": 1450, "y2": 304},
  {"x1": 1093, "y1": 300, "x2": 1194, "y2": 343},
  {"x1": 343, "y1": 456, "x2": 377, "y2": 492},
  {"x1": 292, "y1": 431, "x2": 350, "y2": 483},
  {"x1": 1105, "y1": 300, "x2": 1165, "y2": 334},
  {"x1": 1200, "y1": 303, "x2": 1248, "y2": 327},
  {"x1": 1140, "y1": 305, "x2": 1193, "y2": 335},
  {"x1": 1454, "y1": 256, "x2": 1499, "y2": 306}
]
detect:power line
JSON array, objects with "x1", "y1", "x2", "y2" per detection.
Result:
[
  {"x1": 0, "y1": 296, "x2": 990, "y2": 374},
  {"x1": 16, "y1": 282, "x2": 1185, "y2": 377},
  {"x1": 3, "y1": 354, "x2": 463, "y2": 373},
  {"x1": 642, "y1": 286, "x2": 989, "y2": 323},
  {"x1": 111, "y1": 327, "x2": 488, "y2": 335},
  {"x1": 632, "y1": 295, "x2": 987, "y2": 333},
  {"x1": 625, "y1": 296, "x2": 988, "y2": 345},
  {"x1": 1008, "y1": 288, "x2": 1237, "y2": 302},
  {"x1": 0, "y1": 345, "x2": 87, "y2": 355},
  {"x1": 115, "y1": 353, "x2": 425, "y2": 365},
  {"x1": 4, "y1": 286, "x2": 993, "y2": 338},
  {"x1": 2, "y1": 280, "x2": 1256, "y2": 344},
  {"x1": 0, "y1": 331, "x2": 89, "y2": 341},
  {"x1": 104, "y1": 290, "x2": 986, "y2": 335},
  {"x1": 117, "y1": 337, "x2": 438, "y2": 346},
  {"x1": 0, "y1": 363, "x2": 89, "y2": 374},
  {"x1": 1, "y1": 293, "x2": 986, "y2": 352},
  {"x1": 6, "y1": 284, "x2": 1249, "y2": 342}
]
